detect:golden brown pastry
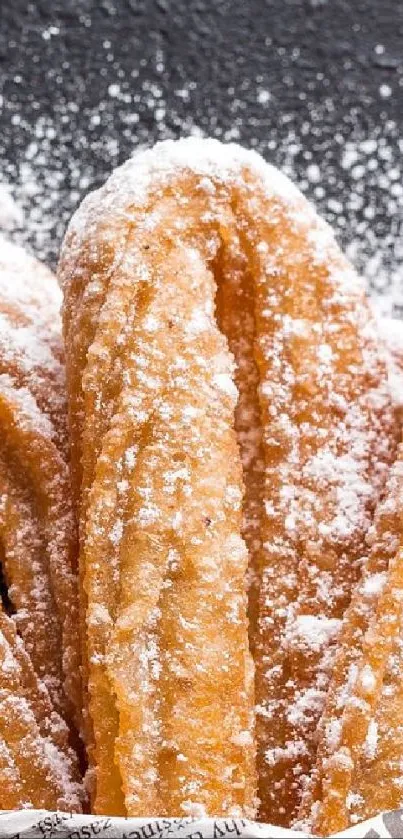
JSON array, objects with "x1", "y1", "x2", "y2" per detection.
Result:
[
  {"x1": 0, "y1": 237, "x2": 81, "y2": 729},
  {"x1": 0, "y1": 607, "x2": 83, "y2": 810},
  {"x1": 0, "y1": 236, "x2": 84, "y2": 809},
  {"x1": 298, "y1": 446, "x2": 403, "y2": 834},
  {"x1": 59, "y1": 138, "x2": 398, "y2": 821}
]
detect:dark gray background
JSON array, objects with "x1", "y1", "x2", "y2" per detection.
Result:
[{"x1": 0, "y1": 0, "x2": 402, "y2": 316}]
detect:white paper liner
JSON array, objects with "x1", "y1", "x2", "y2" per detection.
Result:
[{"x1": 0, "y1": 810, "x2": 402, "y2": 838}]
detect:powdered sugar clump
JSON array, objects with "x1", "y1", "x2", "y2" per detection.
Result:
[{"x1": 285, "y1": 615, "x2": 341, "y2": 655}]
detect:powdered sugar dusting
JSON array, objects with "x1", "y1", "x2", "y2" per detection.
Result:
[{"x1": 66, "y1": 138, "x2": 302, "y2": 246}]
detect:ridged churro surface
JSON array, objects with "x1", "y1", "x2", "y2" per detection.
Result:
[{"x1": 60, "y1": 138, "x2": 398, "y2": 822}]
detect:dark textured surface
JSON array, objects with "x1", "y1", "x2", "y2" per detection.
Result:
[{"x1": 0, "y1": 0, "x2": 402, "y2": 312}]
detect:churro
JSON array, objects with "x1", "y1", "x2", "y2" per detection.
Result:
[
  {"x1": 298, "y1": 448, "x2": 403, "y2": 834},
  {"x1": 0, "y1": 237, "x2": 81, "y2": 730},
  {"x1": 60, "y1": 138, "x2": 397, "y2": 821}
]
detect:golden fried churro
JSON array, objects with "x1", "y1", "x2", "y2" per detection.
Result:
[
  {"x1": 0, "y1": 237, "x2": 81, "y2": 730},
  {"x1": 298, "y1": 447, "x2": 403, "y2": 835},
  {"x1": 0, "y1": 606, "x2": 83, "y2": 810},
  {"x1": 59, "y1": 138, "x2": 398, "y2": 821}
]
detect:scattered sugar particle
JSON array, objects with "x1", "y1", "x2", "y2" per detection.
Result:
[
  {"x1": 359, "y1": 664, "x2": 376, "y2": 694},
  {"x1": 143, "y1": 314, "x2": 160, "y2": 332},
  {"x1": 265, "y1": 739, "x2": 309, "y2": 766},
  {"x1": 306, "y1": 163, "x2": 321, "y2": 183},
  {"x1": 109, "y1": 519, "x2": 123, "y2": 546},
  {"x1": 231, "y1": 730, "x2": 254, "y2": 747},
  {"x1": 137, "y1": 504, "x2": 160, "y2": 526},
  {"x1": 346, "y1": 791, "x2": 365, "y2": 810},
  {"x1": 181, "y1": 800, "x2": 207, "y2": 817},
  {"x1": 287, "y1": 688, "x2": 326, "y2": 728},
  {"x1": 175, "y1": 88, "x2": 190, "y2": 101},
  {"x1": 362, "y1": 572, "x2": 387, "y2": 597},
  {"x1": 333, "y1": 748, "x2": 354, "y2": 772},
  {"x1": 285, "y1": 615, "x2": 341, "y2": 654},
  {"x1": 125, "y1": 446, "x2": 138, "y2": 469},
  {"x1": 181, "y1": 405, "x2": 197, "y2": 421},
  {"x1": 88, "y1": 604, "x2": 112, "y2": 627},
  {"x1": 171, "y1": 511, "x2": 182, "y2": 531},
  {"x1": 379, "y1": 84, "x2": 392, "y2": 98},
  {"x1": 108, "y1": 84, "x2": 120, "y2": 99},
  {"x1": 212, "y1": 372, "x2": 238, "y2": 401},
  {"x1": 325, "y1": 718, "x2": 342, "y2": 750},
  {"x1": 364, "y1": 719, "x2": 378, "y2": 760},
  {"x1": 41, "y1": 25, "x2": 60, "y2": 41},
  {"x1": 257, "y1": 89, "x2": 271, "y2": 105},
  {"x1": 186, "y1": 306, "x2": 212, "y2": 335},
  {"x1": 327, "y1": 198, "x2": 343, "y2": 214}
]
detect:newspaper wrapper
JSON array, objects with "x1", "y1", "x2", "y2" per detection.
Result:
[{"x1": 0, "y1": 811, "x2": 402, "y2": 838}]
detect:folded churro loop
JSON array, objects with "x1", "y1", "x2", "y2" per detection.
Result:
[
  {"x1": 298, "y1": 447, "x2": 403, "y2": 835},
  {"x1": 0, "y1": 238, "x2": 82, "y2": 730},
  {"x1": 60, "y1": 138, "x2": 398, "y2": 821}
]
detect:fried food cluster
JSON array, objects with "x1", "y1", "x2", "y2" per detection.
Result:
[
  {"x1": 1, "y1": 139, "x2": 401, "y2": 829},
  {"x1": 58, "y1": 137, "x2": 399, "y2": 825},
  {"x1": 0, "y1": 236, "x2": 83, "y2": 810}
]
